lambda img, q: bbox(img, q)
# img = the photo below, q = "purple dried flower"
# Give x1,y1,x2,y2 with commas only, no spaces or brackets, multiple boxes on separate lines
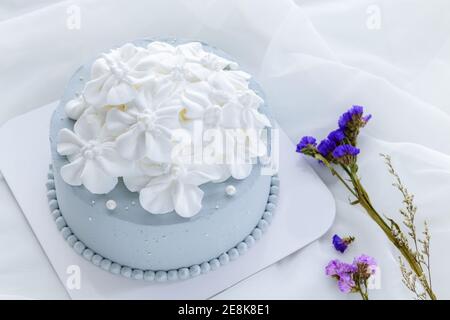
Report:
325,259,356,277
327,129,346,144
332,234,355,253
325,259,357,293
338,274,356,294
317,139,336,158
296,136,316,153
363,114,372,123
338,105,371,147
338,105,364,129
332,144,360,165
354,254,377,267
353,254,377,278
326,254,377,296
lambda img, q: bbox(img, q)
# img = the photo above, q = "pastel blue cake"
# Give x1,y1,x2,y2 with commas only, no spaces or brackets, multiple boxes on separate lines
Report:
48,39,278,281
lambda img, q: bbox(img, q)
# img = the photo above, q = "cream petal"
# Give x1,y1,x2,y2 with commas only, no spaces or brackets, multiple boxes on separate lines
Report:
118,43,138,61
227,71,251,88
83,74,109,105
139,179,174,214
116,126,146,160
155,107,182,128
132,90,149,111
209,72,236,93
250,109,272,128
238,90,263,108
65,96,89,120
241,109,255,128
105,108,136,135
90,58,109,79
60,157,85,186
159,54,181,71
177,42,203,61
152,79,177,107
221,102,242,128
74,113,103,142
182,165,222,186
123,175,152,192
210,165,232,183
147,41,175,54
139,158,168,176
57,128,84,156
172,182,203,218
185,63,209,80
144,132,172,163
229,163,253,180
136,54,168,72
182,98,205,119
81,159,117,194
96,145,133,177
245,134,267,158
182,83,212,118
106,81,137,106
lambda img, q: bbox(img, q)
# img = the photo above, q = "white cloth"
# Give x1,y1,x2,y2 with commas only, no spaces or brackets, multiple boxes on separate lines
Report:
1,0,449,299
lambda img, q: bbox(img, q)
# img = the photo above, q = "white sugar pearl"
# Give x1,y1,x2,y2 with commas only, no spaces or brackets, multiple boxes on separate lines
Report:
106,200,117,211
225,185,236,196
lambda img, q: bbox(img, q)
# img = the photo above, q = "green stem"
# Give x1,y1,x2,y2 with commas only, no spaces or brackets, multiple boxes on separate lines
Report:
348,172,437,300
314,155,357,197
355,279,369,300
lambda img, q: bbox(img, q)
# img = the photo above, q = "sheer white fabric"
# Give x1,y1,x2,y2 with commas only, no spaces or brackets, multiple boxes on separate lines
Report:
0,0,449,299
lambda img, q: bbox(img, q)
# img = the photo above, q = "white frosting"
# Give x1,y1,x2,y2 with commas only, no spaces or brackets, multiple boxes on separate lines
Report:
57,41,270,217
65,94,90,120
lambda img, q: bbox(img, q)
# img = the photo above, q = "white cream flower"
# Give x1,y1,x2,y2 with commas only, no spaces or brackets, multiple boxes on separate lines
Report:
207,69,252,106
221,90,271,129
141,42,210,84
83,43,150,107
57,114,132,194
138,162,220,218
123,158,168,192
105,86,180,162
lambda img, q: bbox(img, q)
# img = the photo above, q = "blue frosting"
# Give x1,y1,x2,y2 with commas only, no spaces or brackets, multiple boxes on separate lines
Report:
46,165,279,281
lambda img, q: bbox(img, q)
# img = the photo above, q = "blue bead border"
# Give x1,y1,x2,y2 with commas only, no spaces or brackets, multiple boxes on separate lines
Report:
46,164,279,281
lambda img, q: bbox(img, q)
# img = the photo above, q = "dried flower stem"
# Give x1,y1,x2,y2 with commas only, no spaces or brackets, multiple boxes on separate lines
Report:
297,105,436,299
381,154,434,299
353,272,370,300
326,155,436,300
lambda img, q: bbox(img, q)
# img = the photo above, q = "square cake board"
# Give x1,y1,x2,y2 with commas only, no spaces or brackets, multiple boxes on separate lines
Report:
0,102,335,300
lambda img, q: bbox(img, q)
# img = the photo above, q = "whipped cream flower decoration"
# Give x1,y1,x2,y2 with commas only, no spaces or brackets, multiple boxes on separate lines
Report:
84,43,150,107
142,42,206,83
123,158,169,192
58,41,272,218
65,94,90,120
222,90,271,129
57,114,132,194
138,162,221,218
179,82,216,123
200,51,238,72
105,86,180,162
207,68,252,106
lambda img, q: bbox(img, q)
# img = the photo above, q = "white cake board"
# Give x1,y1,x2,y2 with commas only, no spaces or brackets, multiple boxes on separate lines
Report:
0,102,335,300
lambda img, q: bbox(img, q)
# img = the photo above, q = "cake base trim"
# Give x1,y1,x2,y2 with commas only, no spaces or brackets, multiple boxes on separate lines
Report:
46,164,279,281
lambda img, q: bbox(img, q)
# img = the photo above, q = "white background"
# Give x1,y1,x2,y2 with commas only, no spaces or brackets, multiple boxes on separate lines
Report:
1,0,449,299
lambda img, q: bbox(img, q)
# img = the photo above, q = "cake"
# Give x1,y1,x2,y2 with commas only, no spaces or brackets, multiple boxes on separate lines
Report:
47,39,279,281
